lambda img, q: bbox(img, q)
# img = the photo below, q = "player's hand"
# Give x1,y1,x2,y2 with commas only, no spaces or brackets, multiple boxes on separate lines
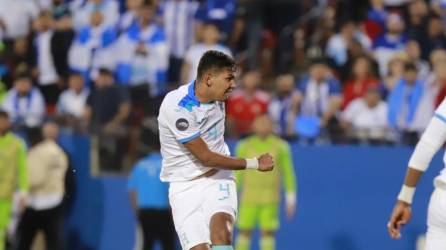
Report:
387,201,412,239
257,153,274,172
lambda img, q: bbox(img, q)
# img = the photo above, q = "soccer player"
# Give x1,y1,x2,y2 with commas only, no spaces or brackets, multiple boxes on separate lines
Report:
235,115,297,250
0,111,28,250
158,50,274,250
388,98,446,249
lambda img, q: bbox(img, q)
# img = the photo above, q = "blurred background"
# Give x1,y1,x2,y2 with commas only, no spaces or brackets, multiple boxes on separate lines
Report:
0,0,445,249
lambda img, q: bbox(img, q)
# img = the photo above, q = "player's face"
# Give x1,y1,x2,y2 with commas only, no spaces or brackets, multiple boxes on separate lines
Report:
210,68,236,101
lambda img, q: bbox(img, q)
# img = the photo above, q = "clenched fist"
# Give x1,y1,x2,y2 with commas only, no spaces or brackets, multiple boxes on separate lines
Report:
258,153,274,172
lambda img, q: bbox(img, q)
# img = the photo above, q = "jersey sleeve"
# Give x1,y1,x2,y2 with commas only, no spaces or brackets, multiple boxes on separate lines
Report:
278,141,297,195
434,97,446,123
163,104,201,144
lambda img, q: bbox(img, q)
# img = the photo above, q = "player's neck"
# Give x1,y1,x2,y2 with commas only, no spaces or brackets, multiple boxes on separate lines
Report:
195,81,213,103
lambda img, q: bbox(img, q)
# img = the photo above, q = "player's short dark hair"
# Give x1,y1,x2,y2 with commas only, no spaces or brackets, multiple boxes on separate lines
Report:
0,110,9,119
196,50,236,80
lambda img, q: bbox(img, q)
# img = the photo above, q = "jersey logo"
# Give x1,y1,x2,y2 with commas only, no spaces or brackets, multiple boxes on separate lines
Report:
176,118,189,131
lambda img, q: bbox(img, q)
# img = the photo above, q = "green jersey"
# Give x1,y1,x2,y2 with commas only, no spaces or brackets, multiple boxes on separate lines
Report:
0,132,28,200
236,135,297,205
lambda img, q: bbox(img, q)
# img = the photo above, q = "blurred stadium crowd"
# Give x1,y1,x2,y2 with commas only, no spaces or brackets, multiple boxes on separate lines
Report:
1,0,446,249
2,0,446,158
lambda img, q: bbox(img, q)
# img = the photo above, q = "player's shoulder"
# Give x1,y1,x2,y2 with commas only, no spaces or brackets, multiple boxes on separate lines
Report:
160,85,189,109
271,135,290,150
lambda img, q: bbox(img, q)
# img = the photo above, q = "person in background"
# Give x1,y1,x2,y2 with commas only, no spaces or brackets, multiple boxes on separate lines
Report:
226,71,270,138
118,0,143,33
373,13,408,77
0,111,28,250
235,115,297,250
71,0,119,31
0,0,39,42
341,87,388,144
116,2,169,99
16,121,68,250
268,74,300,140
295,59,342,142
32,10,73,106
1,73,45,129
56,72,89,129
159,0,199,84
325,21,371,68
181,22,231,83
405,40,430,80
128,138,175,250
383,52,408,93
418,15,446,60
83,68,130,171
342,55,380,109
68,11,117,82
194,0,236,42
387,62,424,145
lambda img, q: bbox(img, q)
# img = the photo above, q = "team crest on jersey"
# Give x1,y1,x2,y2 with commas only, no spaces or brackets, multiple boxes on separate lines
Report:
176,118,189,131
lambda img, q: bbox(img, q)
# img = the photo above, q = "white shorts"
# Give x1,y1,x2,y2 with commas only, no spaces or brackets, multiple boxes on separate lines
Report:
169,170,238,250
425,187,446,250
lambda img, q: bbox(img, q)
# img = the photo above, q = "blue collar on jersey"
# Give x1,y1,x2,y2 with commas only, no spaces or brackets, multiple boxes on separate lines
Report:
178,81,201,112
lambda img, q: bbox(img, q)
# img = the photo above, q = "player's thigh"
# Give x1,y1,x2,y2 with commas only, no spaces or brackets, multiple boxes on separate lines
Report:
425,188,446,250
237,204,258,231
169,180,210,249
258,204,279,232
203,177,238,224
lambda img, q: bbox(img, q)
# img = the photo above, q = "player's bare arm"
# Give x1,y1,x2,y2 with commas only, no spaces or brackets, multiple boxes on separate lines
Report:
388,115,446,239
184,136,274,171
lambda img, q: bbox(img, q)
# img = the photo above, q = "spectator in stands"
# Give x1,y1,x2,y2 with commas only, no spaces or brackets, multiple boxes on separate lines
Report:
116,2,169,99
1,73,45,129
1,39,33,88
430,48,446,67
160,0,199,84
128,139,175,250
342,56,380,109
32,10,74,106
72,0,119,31
405,40,430,80
68,11,117,82
364,0,387,41
83,68,130,171
16,121,68,250
268,74,300,140
295,59,342,142
387,62,424,145
326,21,371,67
118,0,143,33
406,0,429,42
194,0,236,41
56,72,89,128
84,68,130,133
383,52,408,92
418,15,446,60
181,22,231,83
0,0,39,42
373,13,408,77
0,110,28,250
226,71,270,138
341,87,388,144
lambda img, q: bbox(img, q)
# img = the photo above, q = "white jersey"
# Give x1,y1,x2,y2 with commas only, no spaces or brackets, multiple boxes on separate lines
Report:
158,81,231,182
435,98,446,187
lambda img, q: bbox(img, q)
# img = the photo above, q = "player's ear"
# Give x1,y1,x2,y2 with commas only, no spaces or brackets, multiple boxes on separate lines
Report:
205,73,212,87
